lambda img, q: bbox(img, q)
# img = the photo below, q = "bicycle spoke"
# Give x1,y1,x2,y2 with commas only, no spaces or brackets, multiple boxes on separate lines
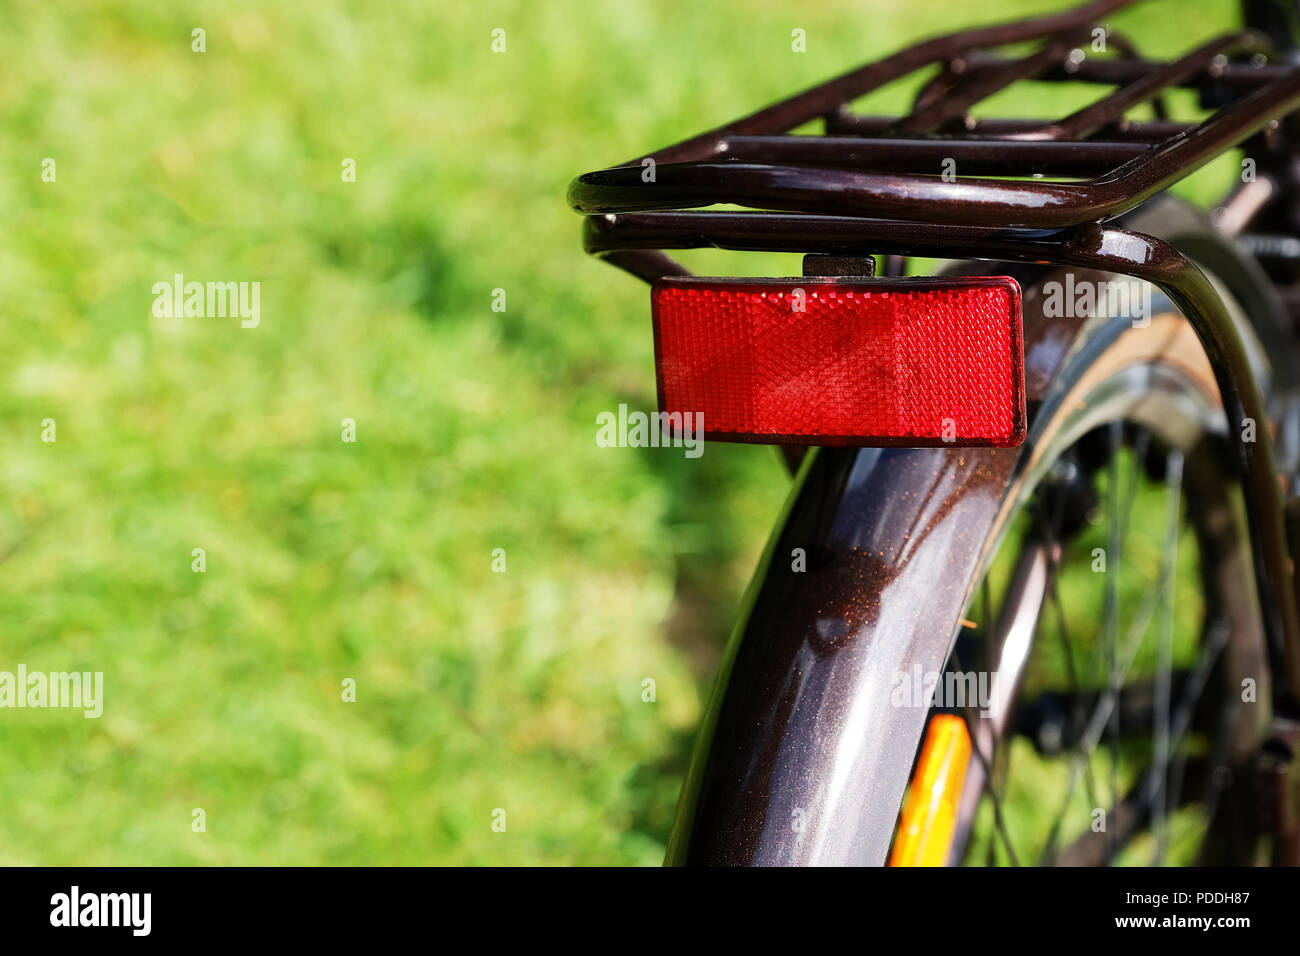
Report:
1060,619,1227,867
953,647,1020,867
1117,427,1151,555
1058,758,1208,865
1046,571,1101,814
1104,420,1122,864
1033,470,1102,815
1151,450,1183,864
1039,550,1174,863
965,711,1021,867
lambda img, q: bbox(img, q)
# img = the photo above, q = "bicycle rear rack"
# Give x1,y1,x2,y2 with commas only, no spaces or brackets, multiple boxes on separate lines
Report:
569,0,1300,279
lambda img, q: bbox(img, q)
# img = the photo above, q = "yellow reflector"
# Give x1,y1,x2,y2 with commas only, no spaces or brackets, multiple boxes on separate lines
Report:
889,713,972,867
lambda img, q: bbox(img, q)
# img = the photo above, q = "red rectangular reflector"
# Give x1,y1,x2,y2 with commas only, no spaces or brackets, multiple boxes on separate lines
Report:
651,276,1025,447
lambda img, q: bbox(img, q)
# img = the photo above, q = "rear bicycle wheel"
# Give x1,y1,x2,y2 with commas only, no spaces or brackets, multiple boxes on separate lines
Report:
889,306,1271,867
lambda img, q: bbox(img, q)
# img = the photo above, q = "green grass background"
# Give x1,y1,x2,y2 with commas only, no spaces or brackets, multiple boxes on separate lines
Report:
0,0,1242,864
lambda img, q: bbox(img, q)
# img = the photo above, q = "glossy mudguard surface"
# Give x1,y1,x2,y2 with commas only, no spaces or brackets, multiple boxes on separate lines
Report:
665,442,1018,865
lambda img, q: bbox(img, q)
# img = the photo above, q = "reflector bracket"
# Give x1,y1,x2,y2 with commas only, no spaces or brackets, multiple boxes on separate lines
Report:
651,276,1025,447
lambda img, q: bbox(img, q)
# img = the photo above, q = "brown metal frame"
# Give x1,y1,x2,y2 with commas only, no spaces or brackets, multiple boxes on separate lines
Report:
568,3,1300,229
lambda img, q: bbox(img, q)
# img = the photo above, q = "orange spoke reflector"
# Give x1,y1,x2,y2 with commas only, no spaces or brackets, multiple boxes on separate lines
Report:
889,713,972,867
651,276,1025,447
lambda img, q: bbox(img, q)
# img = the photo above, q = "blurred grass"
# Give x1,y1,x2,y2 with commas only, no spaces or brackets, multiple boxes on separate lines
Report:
0,0,1243,864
